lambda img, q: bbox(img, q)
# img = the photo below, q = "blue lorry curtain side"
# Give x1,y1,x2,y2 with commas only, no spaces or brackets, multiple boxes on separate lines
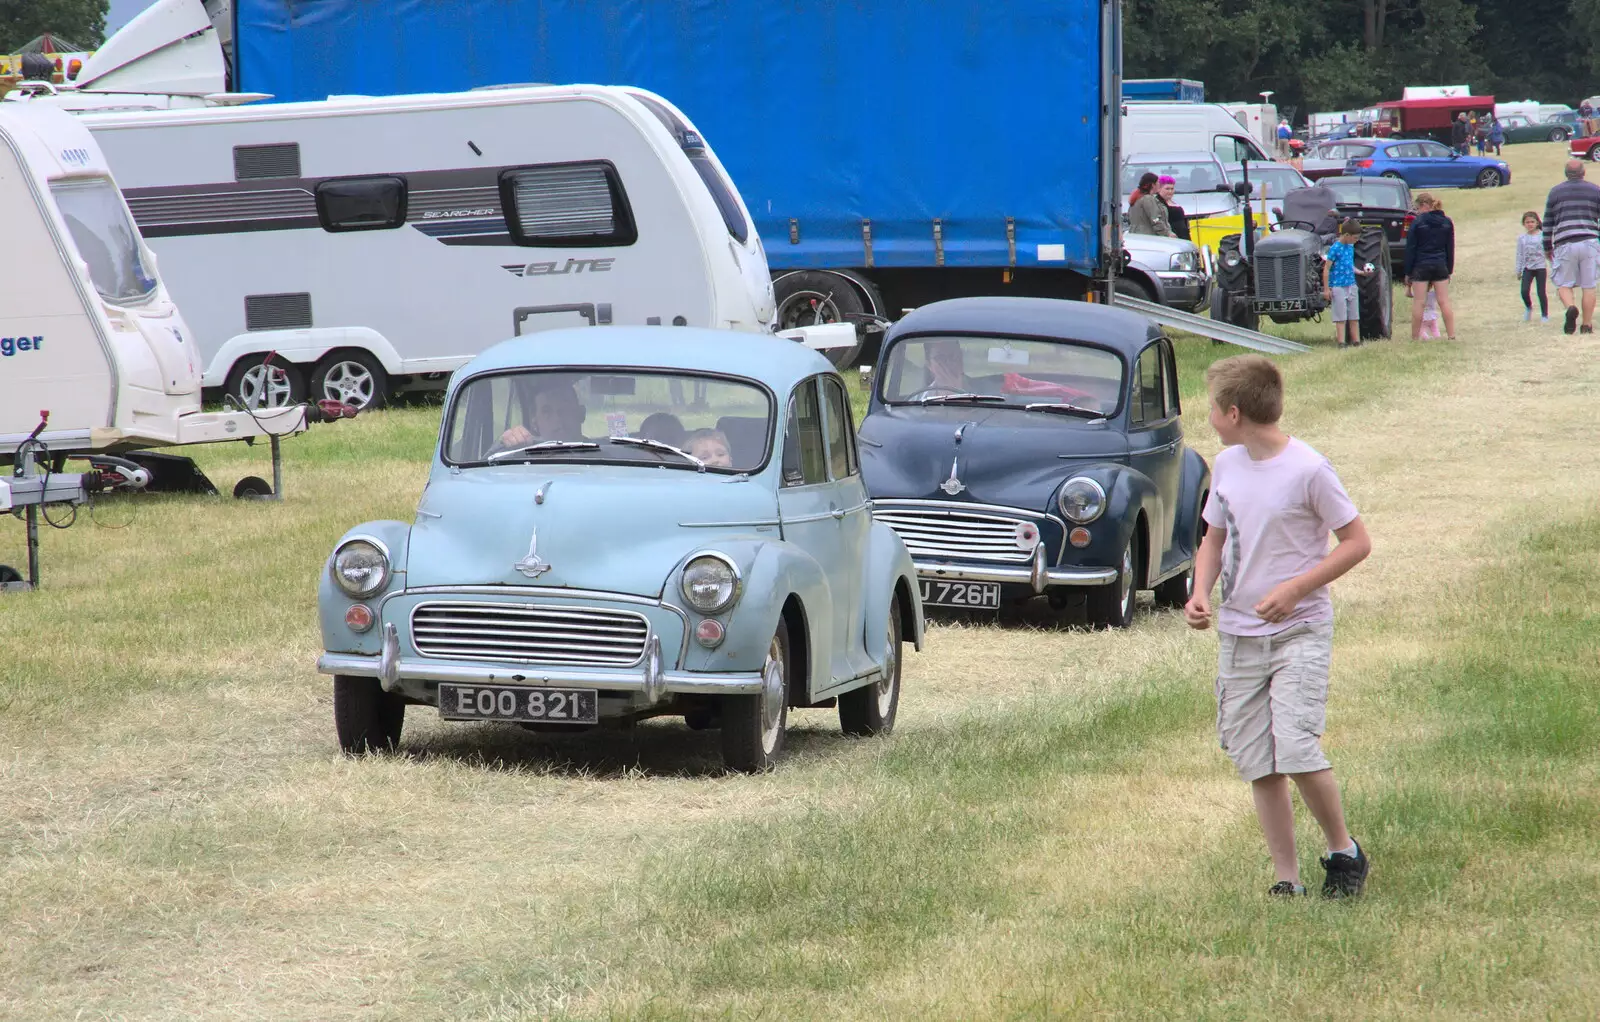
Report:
237,0,1104,275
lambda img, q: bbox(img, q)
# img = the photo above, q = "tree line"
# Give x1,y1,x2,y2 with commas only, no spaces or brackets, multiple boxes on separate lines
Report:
1125,0,1600,121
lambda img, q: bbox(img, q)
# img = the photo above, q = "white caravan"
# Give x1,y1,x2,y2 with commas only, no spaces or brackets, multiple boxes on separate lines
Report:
1122,102,1273,166
0,104,304,457
1,0,268,115
1218,102,1280,150
81,84,779,410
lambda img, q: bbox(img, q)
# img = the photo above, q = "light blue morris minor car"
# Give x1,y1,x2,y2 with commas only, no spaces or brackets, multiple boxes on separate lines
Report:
317,327,923,772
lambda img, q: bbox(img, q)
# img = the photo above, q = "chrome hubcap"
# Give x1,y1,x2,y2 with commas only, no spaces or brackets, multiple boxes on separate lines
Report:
1120,544,1135,614
876,621,898,717
239,364,293,409
759,638,785,755
322,361,375,407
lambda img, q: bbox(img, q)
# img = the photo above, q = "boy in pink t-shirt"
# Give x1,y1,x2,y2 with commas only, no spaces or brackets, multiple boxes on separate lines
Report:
1185,355,1373,898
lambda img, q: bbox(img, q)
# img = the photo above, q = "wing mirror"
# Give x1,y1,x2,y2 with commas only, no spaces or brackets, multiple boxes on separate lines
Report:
1232,181,1252,197
1272,207,1283,218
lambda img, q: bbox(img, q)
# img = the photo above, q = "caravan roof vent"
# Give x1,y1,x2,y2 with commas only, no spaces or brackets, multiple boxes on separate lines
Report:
245,292,312,331
234,143,301,181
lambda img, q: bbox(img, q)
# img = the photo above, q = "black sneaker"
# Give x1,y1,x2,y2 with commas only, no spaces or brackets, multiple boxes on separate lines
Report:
1566,307,1580,334
1268,881,1308,897
1583,325,1594,335
1321,843,1370,898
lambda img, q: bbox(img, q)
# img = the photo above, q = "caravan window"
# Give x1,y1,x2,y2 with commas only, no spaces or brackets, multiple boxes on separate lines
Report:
629,92,752,244
498,162,637,247
49,177,157,304
316,176,408,232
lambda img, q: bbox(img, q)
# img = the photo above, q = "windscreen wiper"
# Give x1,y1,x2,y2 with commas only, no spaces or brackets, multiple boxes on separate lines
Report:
609,435,706,470
1024,402,1103,419
486,440,600,462
916,393,1006,406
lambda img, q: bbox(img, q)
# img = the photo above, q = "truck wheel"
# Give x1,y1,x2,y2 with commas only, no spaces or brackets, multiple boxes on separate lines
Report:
721,620,790,772
224,355,304,410
839,594,902,737
1229,298,1260,332
773,271,866,368
1475,168,1502,188
311,351,388,410
1086,535,1138,629
1115,276,1157,304
333,675,405,754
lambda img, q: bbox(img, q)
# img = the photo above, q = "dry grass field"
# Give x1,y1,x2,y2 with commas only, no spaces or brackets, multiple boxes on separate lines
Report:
1,142,1596,1020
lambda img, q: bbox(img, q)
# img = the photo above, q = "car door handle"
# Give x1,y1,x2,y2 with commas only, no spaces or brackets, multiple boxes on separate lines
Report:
829,505,846,520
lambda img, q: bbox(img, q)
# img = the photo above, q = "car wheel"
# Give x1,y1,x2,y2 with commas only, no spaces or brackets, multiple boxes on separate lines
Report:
1590,146,1600,162
1550,128,1570,143
333,675,405,754
224,354,304,410
721,620,790,772
839,594,902,737
1086,534,1138,629
1381,171,1405,180
1115,275,1157,305
311,351,388,410
1154,513,1204,609
772,270,866,368
1475,168,1502,188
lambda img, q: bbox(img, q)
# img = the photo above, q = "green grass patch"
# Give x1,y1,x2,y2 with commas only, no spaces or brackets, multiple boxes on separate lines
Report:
560,510,1600,1019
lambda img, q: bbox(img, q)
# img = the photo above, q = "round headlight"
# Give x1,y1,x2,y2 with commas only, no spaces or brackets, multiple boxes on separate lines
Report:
681,554,740,614
1058,477,1107,524
332,539,390,598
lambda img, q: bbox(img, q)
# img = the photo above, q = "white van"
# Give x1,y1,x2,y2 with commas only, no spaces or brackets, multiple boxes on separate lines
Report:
0,103,304,457
81,84,778,409
1122,102,1273,166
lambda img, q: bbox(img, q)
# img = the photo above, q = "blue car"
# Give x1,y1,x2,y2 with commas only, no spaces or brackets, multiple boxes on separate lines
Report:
1345,138,1510,189
317,327,924,772
859,298,1210,629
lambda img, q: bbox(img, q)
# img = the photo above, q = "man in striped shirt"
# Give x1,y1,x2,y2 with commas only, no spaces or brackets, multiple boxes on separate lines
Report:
1544,160,1600,334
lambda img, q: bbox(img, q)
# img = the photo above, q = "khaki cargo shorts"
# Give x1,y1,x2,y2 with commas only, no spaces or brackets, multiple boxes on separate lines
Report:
1215,620,1335,781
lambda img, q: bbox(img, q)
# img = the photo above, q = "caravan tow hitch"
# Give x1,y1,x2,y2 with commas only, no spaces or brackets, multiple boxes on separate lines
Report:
1,412,151,593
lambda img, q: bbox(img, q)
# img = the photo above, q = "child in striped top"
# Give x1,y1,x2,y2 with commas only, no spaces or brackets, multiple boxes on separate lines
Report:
1516,212,1549,323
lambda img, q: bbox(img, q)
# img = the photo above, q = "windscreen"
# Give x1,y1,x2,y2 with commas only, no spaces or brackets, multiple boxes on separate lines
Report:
445,369,773,471
1323,176,1409,209
49,176,157,303
1234,165,1307,197
880,335,1124,415
1122,160,1225,195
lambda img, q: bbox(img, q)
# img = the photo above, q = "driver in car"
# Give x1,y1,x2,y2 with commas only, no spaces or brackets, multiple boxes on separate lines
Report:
497,380,589,448
909,340,973,399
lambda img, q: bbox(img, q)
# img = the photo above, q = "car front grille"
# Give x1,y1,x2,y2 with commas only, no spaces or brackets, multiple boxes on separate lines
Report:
410,601,650,666
873,504,1034,563
1255,252,1303,301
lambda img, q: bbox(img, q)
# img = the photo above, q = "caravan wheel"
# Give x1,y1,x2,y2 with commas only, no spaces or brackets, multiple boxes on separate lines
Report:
226,355,304,410
311,352,388,410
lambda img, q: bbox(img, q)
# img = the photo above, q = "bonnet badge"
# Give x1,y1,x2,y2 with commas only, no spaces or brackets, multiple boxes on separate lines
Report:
514,526,551,578
941,421,973,495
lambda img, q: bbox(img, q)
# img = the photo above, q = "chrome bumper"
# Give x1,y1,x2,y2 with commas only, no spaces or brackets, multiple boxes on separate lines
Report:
915,544,1118,593
318,625,764,699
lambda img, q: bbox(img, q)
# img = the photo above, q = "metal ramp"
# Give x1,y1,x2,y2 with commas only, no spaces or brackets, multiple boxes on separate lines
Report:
1112,294,1313,354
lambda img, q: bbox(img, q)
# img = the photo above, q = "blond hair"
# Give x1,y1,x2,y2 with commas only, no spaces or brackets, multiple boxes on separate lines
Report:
1205,355,1283,425
1414,192,1440,212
